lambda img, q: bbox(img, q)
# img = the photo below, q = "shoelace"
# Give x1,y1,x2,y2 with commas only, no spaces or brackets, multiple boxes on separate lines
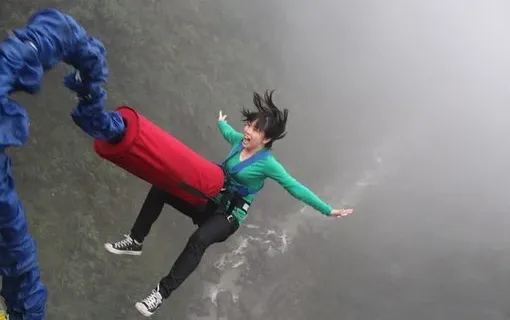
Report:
114,235,134,249
142,289,162,309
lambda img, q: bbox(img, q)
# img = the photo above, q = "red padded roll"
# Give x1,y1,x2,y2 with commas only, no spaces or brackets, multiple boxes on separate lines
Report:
93,106,225,205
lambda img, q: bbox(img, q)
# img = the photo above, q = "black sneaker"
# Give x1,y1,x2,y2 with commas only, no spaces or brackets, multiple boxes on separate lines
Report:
104,234,142,256
135,285,163,317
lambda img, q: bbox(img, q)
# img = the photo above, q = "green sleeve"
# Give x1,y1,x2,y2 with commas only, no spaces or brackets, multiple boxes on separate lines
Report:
217,120,244,146
266,158,333,216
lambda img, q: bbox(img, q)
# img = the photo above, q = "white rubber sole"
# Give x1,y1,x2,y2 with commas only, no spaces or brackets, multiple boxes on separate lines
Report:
104,243,142,256
135,302,154,317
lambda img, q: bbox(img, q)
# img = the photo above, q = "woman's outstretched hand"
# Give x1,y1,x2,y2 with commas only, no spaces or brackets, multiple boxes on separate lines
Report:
218,110,227,121
330,208,354,217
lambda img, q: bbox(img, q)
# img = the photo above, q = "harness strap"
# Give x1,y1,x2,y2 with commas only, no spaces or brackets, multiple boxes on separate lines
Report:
221,143,271,196
223,143,243,163
178,182,246,225
178,182,208,199
222,143,272,175
217,189,249,224
229,149,272,174
177,143,270,225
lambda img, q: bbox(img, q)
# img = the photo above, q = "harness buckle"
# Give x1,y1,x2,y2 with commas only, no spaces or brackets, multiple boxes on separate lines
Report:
226,214,236,224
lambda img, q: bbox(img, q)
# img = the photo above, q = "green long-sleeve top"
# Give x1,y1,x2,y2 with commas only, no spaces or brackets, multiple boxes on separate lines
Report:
214,120,333,224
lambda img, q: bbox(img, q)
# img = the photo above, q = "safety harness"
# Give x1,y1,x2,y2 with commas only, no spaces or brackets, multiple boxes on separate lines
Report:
216,143,272,223
179,143,271,224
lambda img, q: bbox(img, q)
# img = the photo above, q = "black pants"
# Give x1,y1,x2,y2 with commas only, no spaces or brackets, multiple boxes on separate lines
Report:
130,186,239,299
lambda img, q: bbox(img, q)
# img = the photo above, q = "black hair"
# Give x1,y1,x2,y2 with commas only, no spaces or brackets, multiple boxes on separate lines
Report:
240,90,289,149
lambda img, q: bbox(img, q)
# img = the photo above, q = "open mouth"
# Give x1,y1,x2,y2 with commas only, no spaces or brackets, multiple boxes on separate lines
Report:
242,135,251,144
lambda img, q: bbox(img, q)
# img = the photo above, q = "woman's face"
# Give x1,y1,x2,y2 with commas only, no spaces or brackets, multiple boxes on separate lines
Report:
242,120,270,150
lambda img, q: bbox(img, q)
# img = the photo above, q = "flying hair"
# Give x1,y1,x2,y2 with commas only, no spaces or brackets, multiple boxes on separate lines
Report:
240,90,289,149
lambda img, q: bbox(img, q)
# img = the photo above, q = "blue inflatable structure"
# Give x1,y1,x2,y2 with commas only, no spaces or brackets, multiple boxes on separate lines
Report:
0,8,124,319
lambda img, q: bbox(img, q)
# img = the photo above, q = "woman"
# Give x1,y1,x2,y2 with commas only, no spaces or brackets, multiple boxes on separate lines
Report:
104,90,354,317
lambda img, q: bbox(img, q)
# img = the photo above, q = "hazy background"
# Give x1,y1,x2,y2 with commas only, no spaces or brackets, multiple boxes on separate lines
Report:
1,0,510,319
